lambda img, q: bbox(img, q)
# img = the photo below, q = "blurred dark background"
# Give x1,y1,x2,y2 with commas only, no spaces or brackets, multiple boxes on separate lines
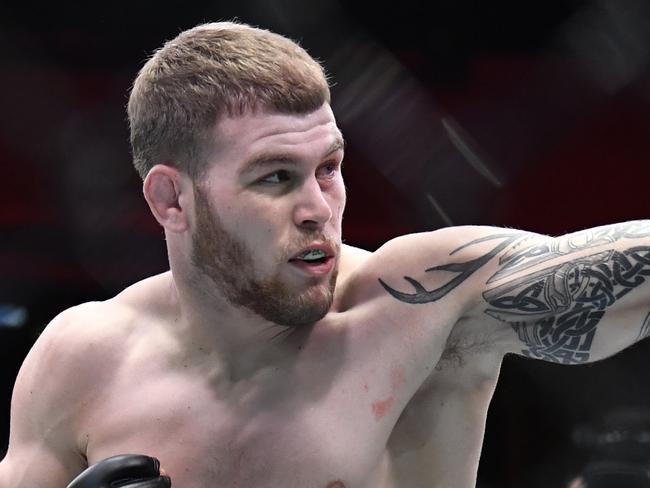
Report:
1,0,649,486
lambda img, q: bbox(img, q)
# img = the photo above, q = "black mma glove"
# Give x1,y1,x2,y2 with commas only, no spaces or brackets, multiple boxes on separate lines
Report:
66,454,171,488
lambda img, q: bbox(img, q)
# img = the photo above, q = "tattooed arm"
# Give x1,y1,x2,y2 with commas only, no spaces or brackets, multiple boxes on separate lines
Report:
377,220,650,364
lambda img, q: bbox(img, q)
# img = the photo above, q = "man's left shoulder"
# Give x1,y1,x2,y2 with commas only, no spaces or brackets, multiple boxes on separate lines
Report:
335,226,535,314
333,230,471,312
338,244,373,277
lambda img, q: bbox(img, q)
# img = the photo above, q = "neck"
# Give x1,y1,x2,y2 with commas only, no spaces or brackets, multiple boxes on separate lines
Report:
165,267,304,381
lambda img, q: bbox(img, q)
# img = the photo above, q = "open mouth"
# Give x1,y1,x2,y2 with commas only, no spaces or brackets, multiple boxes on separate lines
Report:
290,249,329,265
288,248,335,275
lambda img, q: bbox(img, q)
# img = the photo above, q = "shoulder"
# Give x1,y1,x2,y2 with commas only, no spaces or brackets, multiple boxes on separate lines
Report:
373,225,533,261
16,273,175,416
338,226,537,309
16,300,131,407
5,273,175,471
337,244,373,280
31,276,163,365
25,301,117,369
6,300,127,459
359,225,529,276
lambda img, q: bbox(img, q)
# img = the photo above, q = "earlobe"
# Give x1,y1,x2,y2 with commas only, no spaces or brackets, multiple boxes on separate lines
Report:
143,165,190,233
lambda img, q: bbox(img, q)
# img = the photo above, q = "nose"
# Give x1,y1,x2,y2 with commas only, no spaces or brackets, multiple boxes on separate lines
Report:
294,177,333,230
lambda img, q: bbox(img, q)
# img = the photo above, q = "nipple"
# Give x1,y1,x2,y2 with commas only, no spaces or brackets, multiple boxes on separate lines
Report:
326,481,346,488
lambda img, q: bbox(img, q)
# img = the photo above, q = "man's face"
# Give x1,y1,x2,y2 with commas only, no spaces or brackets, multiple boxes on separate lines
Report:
190,103,346,328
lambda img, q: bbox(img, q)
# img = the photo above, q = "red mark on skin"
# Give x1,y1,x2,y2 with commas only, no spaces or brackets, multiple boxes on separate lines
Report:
370,365,404,421
362,382,369,392
372,396,395,421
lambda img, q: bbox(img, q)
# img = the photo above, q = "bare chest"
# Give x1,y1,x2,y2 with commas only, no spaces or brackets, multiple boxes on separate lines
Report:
77,295,473,487
82,363,395,488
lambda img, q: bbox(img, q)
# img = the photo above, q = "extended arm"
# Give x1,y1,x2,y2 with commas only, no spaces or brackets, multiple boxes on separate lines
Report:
377,220,650,364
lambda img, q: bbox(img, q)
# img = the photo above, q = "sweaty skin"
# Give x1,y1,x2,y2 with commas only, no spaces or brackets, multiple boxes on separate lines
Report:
1,104,649,488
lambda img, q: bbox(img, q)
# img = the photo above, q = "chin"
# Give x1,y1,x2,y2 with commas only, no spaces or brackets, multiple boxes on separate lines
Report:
268,279,336,328
281,284,334,327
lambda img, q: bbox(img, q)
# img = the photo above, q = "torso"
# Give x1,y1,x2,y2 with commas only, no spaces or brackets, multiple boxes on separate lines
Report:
69,245,505,488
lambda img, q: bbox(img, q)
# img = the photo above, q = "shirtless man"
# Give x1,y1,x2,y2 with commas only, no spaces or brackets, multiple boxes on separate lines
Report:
1,21,649,488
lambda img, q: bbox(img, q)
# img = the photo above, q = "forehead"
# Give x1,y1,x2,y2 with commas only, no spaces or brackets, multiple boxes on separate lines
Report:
209,103,343,168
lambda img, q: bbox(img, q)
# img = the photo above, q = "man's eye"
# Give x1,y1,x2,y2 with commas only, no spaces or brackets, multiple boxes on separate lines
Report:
261,170,291,184
318,162,340,179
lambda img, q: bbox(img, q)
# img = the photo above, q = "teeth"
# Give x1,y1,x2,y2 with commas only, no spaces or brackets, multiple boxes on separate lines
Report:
297,249,326,260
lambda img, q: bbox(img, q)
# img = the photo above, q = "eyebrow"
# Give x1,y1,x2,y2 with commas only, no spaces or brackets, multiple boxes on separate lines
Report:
241,136,346,174
326,136,346,155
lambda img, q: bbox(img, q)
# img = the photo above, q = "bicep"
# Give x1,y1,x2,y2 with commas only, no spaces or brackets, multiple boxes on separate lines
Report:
470,221,650,364
2,314,89,486
369,222,650,365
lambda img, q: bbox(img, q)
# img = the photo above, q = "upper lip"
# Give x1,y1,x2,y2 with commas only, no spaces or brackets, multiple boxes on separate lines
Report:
289,243,335,260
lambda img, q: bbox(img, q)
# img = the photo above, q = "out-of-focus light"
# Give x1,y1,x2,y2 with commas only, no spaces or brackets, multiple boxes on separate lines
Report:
560,0,650,92
0,304,28,328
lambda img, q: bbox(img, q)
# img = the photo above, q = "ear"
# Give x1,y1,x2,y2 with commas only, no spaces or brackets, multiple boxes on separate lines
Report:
143,164,192,233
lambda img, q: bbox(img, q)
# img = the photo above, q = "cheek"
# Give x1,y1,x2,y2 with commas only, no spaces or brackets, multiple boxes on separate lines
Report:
235,206,286,246
215,208,268,255
237,213,274,239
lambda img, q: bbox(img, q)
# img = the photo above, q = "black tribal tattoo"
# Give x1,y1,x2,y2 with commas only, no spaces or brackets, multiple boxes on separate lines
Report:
379,221,650,364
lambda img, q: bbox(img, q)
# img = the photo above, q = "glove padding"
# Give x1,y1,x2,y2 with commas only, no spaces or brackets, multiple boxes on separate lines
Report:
66,454,171,488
